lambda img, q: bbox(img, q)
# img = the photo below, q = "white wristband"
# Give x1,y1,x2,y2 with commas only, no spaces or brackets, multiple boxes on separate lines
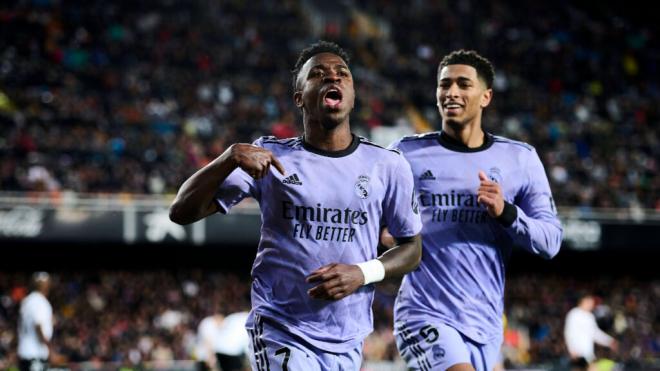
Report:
356,259,385,285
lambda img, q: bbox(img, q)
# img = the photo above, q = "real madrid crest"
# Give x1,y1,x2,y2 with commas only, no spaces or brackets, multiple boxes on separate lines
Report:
487,167,503,184
355,175,370,199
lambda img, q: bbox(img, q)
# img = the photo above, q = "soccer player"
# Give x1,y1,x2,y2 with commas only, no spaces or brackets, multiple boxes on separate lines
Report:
195,311,250,371
389,50,563,371
195,313,224,371
564,294,618,370
18,272,53,371
170,41,422,370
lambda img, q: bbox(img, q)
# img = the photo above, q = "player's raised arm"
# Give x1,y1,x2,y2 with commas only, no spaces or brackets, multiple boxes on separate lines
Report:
169,143,284,225
477,150,562,259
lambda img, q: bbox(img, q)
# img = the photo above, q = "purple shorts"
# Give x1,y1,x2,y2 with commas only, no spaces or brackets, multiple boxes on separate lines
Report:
247,314,363,371
395,320,502,371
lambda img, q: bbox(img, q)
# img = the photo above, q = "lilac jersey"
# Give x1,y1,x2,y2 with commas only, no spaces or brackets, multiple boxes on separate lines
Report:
215,135,422,353
391,131,562,344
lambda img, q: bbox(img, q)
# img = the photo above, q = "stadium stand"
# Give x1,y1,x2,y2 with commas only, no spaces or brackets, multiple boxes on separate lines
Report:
0,0,657,208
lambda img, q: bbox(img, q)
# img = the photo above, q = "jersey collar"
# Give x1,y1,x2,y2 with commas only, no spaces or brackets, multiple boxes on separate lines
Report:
301,133,360,157
437,130,494,153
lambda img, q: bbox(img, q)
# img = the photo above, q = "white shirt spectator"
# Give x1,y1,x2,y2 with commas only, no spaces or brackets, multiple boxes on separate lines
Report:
18,291,53,360
564,306,615,361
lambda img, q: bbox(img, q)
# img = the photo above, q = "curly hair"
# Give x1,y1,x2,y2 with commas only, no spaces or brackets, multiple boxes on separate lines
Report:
438,50,495,89
292,40,350,91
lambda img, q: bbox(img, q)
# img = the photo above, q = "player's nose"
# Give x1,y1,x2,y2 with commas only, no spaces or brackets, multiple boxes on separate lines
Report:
323,71,341,83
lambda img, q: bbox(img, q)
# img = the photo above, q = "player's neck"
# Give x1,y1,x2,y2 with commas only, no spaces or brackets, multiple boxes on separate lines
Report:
442,122,484,148
303,123,353,152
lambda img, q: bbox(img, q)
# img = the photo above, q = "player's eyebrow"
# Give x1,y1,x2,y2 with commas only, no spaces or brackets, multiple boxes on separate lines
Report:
310,64,349,71
440,76,474,83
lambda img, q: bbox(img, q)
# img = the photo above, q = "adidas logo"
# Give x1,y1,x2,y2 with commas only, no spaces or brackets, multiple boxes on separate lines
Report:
282,173,303,185
420,170,436,180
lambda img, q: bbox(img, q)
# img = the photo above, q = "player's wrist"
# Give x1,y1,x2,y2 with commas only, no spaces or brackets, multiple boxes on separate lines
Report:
356,259,385,285
496,201,517,227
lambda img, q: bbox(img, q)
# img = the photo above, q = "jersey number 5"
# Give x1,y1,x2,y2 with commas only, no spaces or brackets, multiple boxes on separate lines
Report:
419,325,439,344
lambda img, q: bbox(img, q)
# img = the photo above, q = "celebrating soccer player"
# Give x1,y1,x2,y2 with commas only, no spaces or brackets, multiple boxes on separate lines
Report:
170,41,422,370
389,50,563,371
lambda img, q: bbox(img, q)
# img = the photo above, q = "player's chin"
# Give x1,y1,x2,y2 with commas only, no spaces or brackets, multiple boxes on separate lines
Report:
322,104,348,116
320,112,348,129
444,117,466,128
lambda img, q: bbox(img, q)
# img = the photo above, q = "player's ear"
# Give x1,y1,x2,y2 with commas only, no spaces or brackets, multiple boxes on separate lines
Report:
294,90,303,108
480,88,493,108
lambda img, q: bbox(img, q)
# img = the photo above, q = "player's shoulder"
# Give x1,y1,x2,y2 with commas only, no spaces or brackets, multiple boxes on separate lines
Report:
392,132,441,150
399,132,441,143
22,292,47,308
491,134,536,153
357,136,402,157
256,136,302,150
24,291,40,302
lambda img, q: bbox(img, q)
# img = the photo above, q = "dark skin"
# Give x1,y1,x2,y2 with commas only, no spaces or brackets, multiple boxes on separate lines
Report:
293,52,355,149
170,51,421,301
306,235,419,300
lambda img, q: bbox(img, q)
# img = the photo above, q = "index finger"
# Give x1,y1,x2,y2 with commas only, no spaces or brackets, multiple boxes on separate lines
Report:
270,154,286,175
478,171,488,181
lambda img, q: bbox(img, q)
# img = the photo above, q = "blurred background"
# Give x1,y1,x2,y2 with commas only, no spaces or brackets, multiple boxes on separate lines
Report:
0,0,658,370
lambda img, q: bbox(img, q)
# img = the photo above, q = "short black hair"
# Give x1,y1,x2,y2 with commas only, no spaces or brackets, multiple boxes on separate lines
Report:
292,40,350,91
438,50,495,89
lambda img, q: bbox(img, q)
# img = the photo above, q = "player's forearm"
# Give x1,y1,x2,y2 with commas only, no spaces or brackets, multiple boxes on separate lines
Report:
506,153,563,258
379,235,422,278
504,205,562,259
169,149,238,225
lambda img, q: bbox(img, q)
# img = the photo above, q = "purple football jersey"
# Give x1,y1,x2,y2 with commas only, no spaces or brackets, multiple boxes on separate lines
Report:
215,135,422,352
391,132,562,344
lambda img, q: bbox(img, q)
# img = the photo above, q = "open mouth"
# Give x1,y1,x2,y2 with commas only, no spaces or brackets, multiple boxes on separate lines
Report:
323,89,343,108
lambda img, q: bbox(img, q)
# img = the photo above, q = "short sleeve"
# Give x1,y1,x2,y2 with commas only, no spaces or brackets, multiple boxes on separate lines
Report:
381,156,422,238
214,138,263,213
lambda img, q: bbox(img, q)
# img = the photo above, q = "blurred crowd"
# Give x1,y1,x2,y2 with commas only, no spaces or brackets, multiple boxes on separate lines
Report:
0,270,657,369
0,0,658,209
0,270,251,369
502,274,658,369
